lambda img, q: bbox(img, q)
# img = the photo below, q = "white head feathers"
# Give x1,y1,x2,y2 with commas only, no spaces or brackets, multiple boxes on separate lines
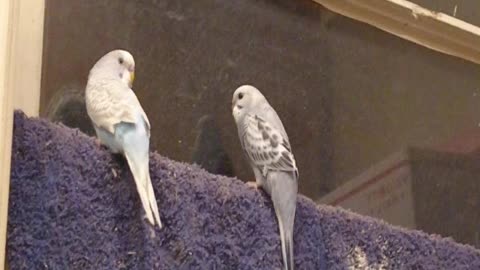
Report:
89,49,136,88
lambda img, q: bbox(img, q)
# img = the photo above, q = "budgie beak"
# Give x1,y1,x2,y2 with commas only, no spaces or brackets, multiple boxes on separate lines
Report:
129,71,135,88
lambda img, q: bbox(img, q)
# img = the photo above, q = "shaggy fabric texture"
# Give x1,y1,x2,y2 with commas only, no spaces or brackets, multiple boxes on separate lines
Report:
8,111,480,269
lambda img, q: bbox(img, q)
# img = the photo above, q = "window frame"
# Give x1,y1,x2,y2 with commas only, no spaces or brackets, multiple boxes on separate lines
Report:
0,0,44,269
315,0,480,65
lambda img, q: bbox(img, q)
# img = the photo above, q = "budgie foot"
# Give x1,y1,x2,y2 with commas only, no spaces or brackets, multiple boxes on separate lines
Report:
246,181,259,189
93,138,110,152
93,138,102,147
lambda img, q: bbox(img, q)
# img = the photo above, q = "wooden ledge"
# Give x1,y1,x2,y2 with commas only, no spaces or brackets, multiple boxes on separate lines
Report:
313,0,480,65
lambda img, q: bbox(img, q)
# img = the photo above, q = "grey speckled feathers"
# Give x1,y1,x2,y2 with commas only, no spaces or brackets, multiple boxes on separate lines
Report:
232,85,298,270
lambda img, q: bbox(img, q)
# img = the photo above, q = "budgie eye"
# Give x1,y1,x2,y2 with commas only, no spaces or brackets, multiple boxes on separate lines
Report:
118,57,124,65
238,93,244,100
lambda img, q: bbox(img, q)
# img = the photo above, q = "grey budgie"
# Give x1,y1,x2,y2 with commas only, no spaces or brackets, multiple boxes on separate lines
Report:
232,85,298,270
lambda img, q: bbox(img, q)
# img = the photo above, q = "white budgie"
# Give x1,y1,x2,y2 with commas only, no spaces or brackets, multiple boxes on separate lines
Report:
85,49,162,229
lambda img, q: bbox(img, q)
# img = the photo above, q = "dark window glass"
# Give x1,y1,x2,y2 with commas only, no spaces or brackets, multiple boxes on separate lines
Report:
41,0,480,249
